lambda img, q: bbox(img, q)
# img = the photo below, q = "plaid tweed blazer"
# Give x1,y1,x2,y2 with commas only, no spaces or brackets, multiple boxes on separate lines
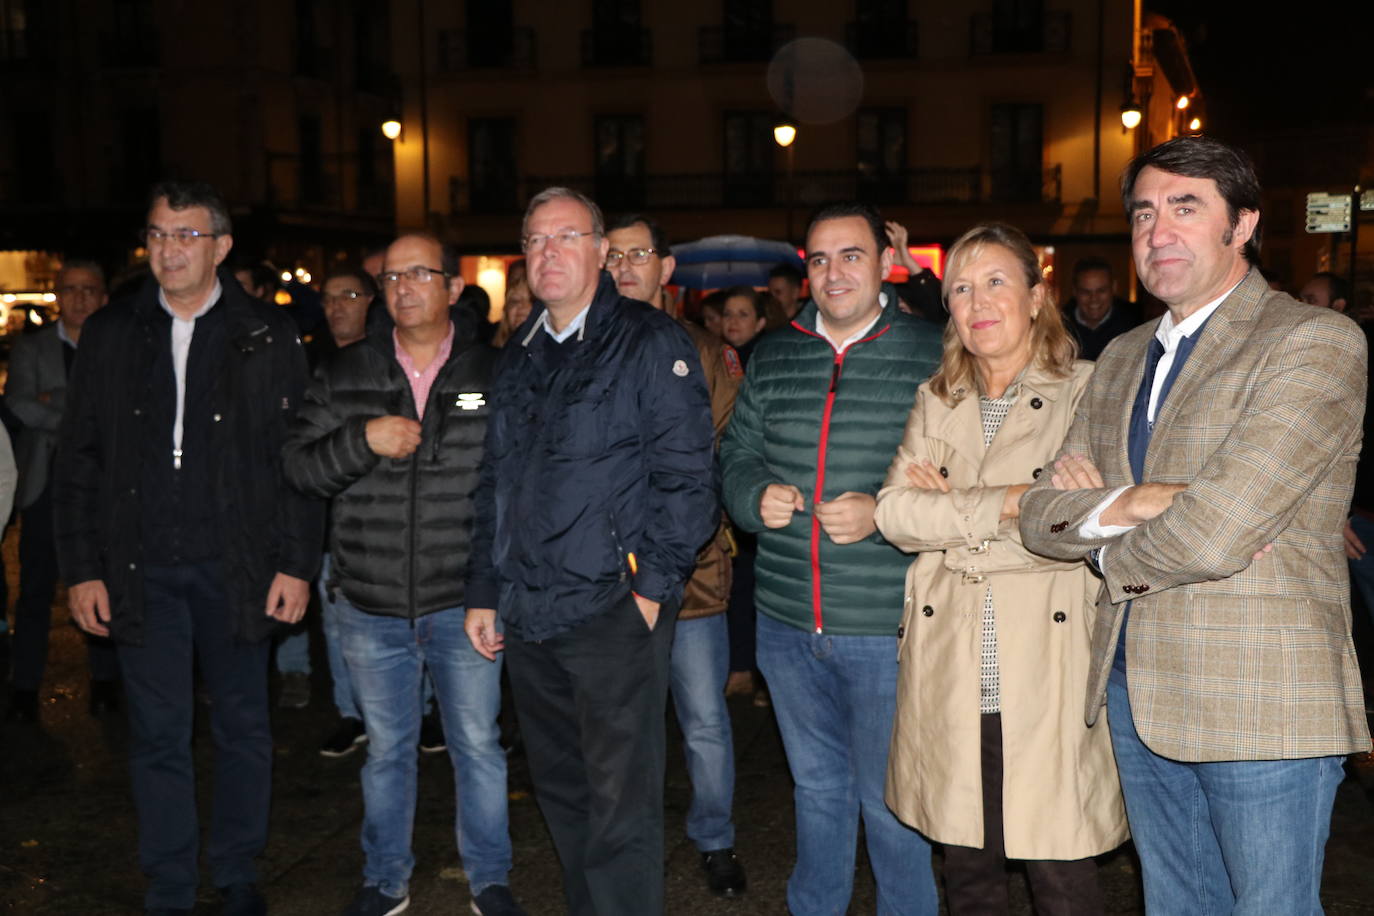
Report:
1020,269,1372,761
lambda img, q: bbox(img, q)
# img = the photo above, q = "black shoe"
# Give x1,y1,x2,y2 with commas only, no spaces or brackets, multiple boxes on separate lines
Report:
700,848,747,898
5,688,38,724
419,711,446,754
470,883,526,915
278,671,311,709
342,885,409,915
220,882,267,916
89,678,120,716
320,716,369,758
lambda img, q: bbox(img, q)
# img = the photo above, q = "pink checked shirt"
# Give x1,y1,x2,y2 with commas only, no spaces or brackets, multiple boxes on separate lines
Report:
394,321,454,420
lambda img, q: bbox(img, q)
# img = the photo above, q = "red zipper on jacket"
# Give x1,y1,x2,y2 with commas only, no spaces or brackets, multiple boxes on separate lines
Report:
790,317,892,633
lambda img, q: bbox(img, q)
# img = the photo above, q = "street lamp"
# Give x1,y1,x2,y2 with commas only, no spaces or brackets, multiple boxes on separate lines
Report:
1120,102,1142,130
774,118,797,244
381,119,402,141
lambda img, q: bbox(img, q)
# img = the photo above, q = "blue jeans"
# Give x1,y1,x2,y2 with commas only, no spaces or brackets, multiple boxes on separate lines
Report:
756,613,937,916
316,554,359,719
337,600,511,899
1347,514,1374,630
670,613,736,851
1107,668,1344,915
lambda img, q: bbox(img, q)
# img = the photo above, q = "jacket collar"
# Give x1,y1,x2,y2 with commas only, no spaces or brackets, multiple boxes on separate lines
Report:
791,282,898,342
522,271,623,348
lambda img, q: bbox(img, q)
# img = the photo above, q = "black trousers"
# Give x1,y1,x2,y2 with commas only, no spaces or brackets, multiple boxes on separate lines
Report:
505,592,678,916
119,561,273,910
11,482,119,690
943,713,1104,916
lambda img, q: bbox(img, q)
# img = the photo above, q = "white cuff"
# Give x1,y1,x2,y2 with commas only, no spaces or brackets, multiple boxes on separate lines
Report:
1078,486,1135,538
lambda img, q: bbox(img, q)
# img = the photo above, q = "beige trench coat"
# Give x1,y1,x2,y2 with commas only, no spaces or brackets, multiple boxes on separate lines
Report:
874,360,1127,860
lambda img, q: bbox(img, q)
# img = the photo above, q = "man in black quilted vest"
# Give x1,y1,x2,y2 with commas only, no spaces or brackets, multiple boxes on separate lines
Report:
283,234,522,916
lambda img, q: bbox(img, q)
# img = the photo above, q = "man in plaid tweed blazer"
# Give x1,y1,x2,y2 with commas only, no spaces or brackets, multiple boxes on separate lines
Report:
1020,136,1371,914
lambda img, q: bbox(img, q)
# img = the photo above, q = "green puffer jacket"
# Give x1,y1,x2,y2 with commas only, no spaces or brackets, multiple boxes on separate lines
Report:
721,298,943,636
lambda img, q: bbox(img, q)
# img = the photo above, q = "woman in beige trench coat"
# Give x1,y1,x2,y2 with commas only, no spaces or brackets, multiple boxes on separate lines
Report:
874,223,1127,914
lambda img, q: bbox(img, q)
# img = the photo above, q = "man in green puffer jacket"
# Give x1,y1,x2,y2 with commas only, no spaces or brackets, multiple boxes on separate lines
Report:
720,202,942,916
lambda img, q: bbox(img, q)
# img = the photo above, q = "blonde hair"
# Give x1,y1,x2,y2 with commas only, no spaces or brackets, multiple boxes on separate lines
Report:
927,222,1077,405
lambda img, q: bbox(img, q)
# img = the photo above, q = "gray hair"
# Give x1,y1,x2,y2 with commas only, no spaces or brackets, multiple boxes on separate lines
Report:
521,186,604,240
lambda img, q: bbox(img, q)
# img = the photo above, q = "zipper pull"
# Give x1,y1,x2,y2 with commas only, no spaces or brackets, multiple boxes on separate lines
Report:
829,361,841,393
173,448,183,470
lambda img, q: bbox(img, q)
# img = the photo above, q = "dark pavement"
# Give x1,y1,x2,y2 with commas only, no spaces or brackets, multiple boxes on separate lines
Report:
4,575,1374,914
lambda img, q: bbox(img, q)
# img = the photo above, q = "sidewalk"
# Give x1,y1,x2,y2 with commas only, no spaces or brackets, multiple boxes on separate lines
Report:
3,603,1373,914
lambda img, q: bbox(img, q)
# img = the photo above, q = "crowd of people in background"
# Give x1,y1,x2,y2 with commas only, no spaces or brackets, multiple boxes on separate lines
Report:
1,134,1371,916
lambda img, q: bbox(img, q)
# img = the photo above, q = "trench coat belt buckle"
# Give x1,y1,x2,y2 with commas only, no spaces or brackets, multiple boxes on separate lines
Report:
962,569,987,585
967,538,990,555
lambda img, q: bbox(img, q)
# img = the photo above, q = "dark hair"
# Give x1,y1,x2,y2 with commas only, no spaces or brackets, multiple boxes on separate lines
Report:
149,180,232,235
1121,136,1262,264
768,262,803,286
1311,271,1351,306
721,285,765,321
806,201,888,254
57,258,107,288
1072,256,1112,282
229,255,278,295
700,290,728,316
608,214,671,257
523,186,604,239
389,232,460,276
322,265,378,299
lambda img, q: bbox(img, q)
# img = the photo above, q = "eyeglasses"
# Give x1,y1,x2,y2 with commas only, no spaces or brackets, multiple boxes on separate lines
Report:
377,266,450,287
605,247,658,267
323,290,367,303
521,230,598,253
142,228,221,246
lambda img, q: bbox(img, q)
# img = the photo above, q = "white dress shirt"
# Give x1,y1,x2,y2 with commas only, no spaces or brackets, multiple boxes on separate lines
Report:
158,280,222,469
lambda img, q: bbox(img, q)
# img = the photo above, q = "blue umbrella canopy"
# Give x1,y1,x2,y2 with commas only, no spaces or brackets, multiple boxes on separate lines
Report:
669,235,805,290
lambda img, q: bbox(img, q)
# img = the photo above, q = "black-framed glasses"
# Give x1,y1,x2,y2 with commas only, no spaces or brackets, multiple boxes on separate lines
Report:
605,247,658,267
521,230,598,253
377,266,450,287
142,227,221,246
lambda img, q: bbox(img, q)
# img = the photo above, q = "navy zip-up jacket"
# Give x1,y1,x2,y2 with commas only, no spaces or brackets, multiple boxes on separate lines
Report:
466,273,718,641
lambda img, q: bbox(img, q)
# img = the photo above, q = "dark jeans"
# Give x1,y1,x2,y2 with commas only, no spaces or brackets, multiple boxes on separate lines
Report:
505,592,678,916
118,561,272,911
943,714,1104,916
725,540,757,674
11,483,119,690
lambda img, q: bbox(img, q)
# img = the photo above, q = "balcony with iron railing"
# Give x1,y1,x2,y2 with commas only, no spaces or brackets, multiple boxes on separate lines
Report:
845,20,919,59
698,24,796,64
448,165,1062,215
581,26,652,67
970,11,1071,55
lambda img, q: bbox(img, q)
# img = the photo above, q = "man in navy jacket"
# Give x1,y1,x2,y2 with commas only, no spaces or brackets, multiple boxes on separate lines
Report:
465,187,717,916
